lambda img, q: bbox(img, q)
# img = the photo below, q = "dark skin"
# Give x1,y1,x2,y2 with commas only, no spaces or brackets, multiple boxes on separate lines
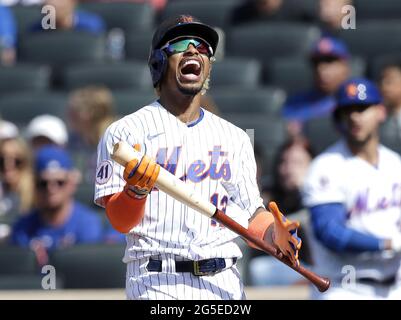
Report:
157,42,301,265
158,43,211,124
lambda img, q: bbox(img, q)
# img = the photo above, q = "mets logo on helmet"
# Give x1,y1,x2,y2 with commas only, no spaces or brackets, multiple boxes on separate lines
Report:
346,83,367,100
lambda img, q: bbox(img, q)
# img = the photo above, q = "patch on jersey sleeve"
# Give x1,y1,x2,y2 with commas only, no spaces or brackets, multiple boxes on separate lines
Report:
96,160,113,185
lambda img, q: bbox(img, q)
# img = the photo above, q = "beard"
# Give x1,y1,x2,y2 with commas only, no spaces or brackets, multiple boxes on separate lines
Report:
175,75,205,96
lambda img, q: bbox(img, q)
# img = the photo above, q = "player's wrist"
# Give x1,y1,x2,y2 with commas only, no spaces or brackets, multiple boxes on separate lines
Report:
124,184,149,199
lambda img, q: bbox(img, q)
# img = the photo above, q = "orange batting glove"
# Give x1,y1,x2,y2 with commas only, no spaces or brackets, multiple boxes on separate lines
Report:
123,144,160,199
269,201,302,267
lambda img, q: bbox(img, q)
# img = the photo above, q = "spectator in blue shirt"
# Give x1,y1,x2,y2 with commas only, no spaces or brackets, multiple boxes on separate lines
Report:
30,0,105,34
282,36,351,136
0,4,17,65
11,146,103,252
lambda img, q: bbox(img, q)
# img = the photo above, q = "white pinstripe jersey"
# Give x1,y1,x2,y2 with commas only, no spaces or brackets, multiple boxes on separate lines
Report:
94,101,264,263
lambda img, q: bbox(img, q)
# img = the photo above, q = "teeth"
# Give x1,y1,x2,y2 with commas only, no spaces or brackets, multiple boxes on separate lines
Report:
183,60,200,68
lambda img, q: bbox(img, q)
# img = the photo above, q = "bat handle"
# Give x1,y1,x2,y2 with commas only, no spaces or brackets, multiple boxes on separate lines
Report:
213,210,330,292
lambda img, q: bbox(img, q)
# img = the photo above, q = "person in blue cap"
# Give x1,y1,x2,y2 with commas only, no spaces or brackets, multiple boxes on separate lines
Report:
11,146,103,259
302,77,401,299
282,36,351,135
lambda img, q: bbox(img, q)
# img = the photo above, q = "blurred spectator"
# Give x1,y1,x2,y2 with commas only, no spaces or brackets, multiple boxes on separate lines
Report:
231,0,285,25
379,60,401,152
30,0,105,34
11,146,103,255
0,0,44,5
0,125,34,242
68,86,116,148
282,36,351,136
318,0,353,35
25,114,68,151
67,86,116,185
263,138,314,214
0,4,17,65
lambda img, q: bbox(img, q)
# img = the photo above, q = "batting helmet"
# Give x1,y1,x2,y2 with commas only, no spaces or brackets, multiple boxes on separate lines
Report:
148,15,219,87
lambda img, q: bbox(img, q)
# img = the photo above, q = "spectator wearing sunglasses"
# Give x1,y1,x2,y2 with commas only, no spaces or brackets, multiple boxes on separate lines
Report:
11,146,103,252
0,125,34,242
282,36,351,137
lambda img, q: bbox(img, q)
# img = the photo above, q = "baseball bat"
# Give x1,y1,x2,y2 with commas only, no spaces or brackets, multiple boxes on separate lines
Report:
111,141,330,292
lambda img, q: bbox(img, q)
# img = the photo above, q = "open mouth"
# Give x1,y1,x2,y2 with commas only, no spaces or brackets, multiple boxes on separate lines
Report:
179,58,202,82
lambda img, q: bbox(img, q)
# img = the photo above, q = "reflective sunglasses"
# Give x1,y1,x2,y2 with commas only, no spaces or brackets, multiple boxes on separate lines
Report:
36,179,67,190
161,37,213,57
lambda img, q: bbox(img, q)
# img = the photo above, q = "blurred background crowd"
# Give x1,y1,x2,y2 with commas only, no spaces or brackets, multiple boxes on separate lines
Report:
1,0,401,291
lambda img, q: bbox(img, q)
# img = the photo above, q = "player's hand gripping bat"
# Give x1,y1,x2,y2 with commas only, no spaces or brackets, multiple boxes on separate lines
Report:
111,141,330,292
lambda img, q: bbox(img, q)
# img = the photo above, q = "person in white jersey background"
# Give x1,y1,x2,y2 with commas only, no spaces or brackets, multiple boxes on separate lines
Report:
94,14,302,300
303,77,401,299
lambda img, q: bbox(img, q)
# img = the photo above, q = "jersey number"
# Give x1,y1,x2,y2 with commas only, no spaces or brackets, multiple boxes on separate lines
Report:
210,193,228,227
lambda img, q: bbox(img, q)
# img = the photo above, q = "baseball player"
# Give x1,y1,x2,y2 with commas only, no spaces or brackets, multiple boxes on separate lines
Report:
303,78,401,299
94,15,301,300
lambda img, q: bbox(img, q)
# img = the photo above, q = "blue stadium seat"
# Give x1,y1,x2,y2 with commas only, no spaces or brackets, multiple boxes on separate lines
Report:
78,2,154,32
0,64,51,94
62,62,152,91
211,58,262,88
19,31,106,65
0,92,67,126
227,23,321,61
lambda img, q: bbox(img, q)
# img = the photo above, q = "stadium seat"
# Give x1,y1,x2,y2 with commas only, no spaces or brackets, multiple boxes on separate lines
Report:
211,87,286,116
11,5,42,34
78,2,154,32
62,62,153,91
19,31,106,65
0,64,51,94
354,0,401,20
303,117,339,154
227,23,321,61
0,275,64,290
0,246,38,274
338,21,401,61
112,90,157,116
223,113,287,172
369,53,401,81
0,92,67,126
125,32,153,61
50,244,126,288
162,0,241,28
211,58,262,88
264,57,366,95
264,58,314,95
